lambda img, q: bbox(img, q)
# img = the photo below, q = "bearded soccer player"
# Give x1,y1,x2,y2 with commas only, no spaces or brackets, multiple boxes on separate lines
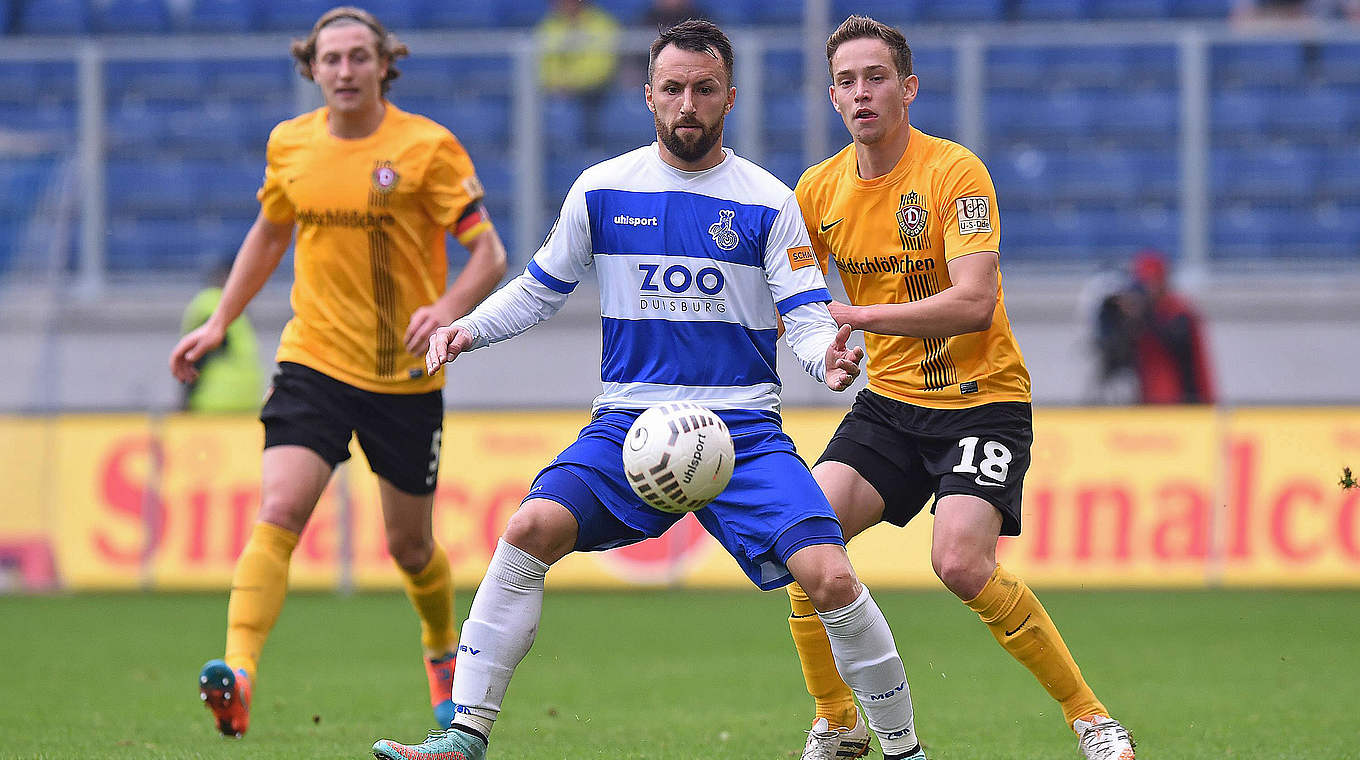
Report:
168,6,507,738
785,15,1135,760
371,20,927,760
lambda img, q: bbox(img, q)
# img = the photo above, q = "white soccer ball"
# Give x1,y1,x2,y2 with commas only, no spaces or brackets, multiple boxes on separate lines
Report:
622,402,735,514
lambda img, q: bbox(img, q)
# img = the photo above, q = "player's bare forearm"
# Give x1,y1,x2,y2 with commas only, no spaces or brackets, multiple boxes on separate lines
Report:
436,227,509,324
207,211,293,331
834,251,998,338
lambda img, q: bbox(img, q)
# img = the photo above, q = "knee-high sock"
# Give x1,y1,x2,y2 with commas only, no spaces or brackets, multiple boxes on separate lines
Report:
964,564,1107,728
401,541,458,657
818,586,919,755
449,539,549,739
788,582,858,728
224,521,298,682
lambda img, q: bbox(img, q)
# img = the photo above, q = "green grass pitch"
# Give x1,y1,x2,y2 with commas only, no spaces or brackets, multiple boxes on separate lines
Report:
2,589,1358,759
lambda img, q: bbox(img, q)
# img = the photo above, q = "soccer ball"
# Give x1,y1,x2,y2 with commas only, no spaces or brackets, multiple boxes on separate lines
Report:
622,402,735,514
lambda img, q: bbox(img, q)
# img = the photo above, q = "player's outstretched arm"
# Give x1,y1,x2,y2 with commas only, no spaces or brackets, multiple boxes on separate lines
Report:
404,227,508,354
425,325,476,376
824,323,865,392
169,211,293,383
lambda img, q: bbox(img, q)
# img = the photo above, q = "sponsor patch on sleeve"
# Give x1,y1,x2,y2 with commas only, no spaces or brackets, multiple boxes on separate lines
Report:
955,196,992,235
787,245,816,271
461,174,486,202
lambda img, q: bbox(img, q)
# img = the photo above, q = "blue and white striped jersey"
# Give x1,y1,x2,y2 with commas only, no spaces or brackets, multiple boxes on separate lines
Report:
454,143,839,413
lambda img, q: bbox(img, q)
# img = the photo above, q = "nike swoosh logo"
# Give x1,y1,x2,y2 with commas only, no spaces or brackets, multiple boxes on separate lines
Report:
1005,613,1032,637
974,476,1004,488
819,218,845,233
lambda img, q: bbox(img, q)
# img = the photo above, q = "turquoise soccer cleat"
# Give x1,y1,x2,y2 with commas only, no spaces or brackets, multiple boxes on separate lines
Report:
373,726,487,760
198,659,251,738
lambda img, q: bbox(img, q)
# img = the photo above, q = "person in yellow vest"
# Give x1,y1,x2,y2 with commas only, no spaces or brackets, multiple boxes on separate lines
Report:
536,0,621,146
787,16,1136,760
168,6,507,739
178,258,265,413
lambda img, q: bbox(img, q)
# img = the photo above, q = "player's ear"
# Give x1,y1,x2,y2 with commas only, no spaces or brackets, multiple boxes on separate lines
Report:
902,73,919,107
725,85,735,113
828,84,838,111
644,83,654,113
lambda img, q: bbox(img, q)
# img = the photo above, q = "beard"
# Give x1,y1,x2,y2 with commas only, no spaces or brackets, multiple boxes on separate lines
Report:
656,114,724,163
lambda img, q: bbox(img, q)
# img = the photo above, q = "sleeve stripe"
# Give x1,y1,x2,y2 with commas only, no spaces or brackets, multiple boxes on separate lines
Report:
776,288,831,315
528,259,578,294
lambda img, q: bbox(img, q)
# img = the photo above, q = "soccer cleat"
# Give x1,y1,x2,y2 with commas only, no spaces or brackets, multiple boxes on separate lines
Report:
424,653,457,728
373,727,487,760
1074,714,1136,760
801,712,871,760
198,659,251,738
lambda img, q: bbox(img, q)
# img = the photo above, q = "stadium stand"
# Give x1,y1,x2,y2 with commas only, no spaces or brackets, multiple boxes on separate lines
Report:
0,3,1356,273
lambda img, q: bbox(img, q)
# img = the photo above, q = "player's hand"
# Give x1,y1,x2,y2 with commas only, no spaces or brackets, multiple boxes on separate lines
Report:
426,325,474,376
405,304,458,355
169,323,226,383
827,300,858,329
824,323,864,392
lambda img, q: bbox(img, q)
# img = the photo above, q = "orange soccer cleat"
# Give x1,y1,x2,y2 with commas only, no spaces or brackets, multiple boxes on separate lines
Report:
199,659,252,738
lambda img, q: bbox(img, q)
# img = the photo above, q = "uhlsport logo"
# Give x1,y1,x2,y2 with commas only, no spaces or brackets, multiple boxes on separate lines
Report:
708,209,739,250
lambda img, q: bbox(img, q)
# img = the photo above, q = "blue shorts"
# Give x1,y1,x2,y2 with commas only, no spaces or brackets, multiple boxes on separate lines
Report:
524,408,844,590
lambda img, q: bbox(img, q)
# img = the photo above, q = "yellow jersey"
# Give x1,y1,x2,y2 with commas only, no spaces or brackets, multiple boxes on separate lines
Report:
795,126,1030,409
258,103,491,394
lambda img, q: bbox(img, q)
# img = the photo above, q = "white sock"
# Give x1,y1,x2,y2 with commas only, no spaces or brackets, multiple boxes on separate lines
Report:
817,586,919,755
449,539,550,739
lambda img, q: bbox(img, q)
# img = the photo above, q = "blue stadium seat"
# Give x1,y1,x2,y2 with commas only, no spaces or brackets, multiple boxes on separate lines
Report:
104,98,178,155
1045,47,1138,88
106,160,200,215
1047,150,1141,203
498,0,548,28
1124,45,1178,88
1317,44,1360,85
543,96,586,155
909,94,955,139
105,60,204,100
0,0,12,33
597,91,655,146
1276,203,1360,255
989,148,1054,205
832,0,921,25
919,0,1004,23
761,151,806,190
594,0,653,25
1319,146,1360,200
988,89,1094,141
1013,0,1089,21
912,47,954,84
470,155,513,202
762,50,807,95
1086,204,1178,252
1002,206,1096,259
1211,90,1268,138
1089,88,1178,137
415,0,500,28
0,99,75,133
985,47,1048,89
1211,205,1292,260
17,0,91,34
0,158,56,215
1087,0,1169,18
259,0,334,32
1264,87,1353,139
190,159,262,215
183,0,257,33
1211,146,1320,202
1170,0,1231,17
372,0,419,30
393,58,458,99
204,58,294,99
93,0,170,33
106,216,204,272
0,63,43,104
410,96,512,154
1212,43,1305,86
1134,151,1179,203
764,93,804,144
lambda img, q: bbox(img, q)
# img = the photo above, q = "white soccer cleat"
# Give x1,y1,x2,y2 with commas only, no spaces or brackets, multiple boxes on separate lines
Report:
801,712,871,760
1074,714,1136,760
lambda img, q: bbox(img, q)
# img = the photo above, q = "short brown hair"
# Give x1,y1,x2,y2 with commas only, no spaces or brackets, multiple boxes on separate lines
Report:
290,7,409,95
648,19,734,87
826,15,912,80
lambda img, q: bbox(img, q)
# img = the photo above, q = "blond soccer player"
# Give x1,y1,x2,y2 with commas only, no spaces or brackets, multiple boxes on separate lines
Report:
168,6,507,737
786,15,1136,760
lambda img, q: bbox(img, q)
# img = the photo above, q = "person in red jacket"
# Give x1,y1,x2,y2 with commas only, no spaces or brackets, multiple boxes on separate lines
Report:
1120,250,1216,404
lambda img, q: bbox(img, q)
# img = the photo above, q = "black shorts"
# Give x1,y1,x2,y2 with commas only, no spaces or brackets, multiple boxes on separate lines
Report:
260,362,443,495
815,390,1032,536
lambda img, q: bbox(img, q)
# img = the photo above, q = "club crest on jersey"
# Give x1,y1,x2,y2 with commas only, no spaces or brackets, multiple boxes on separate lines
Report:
897,191,928,238
708,209,739,251
371,161,399,194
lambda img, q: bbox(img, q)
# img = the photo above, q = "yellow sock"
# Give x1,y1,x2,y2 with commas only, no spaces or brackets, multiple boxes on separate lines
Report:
224,521,299,683
787,582,858,729
401,542,457,658
964,564,1107,728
